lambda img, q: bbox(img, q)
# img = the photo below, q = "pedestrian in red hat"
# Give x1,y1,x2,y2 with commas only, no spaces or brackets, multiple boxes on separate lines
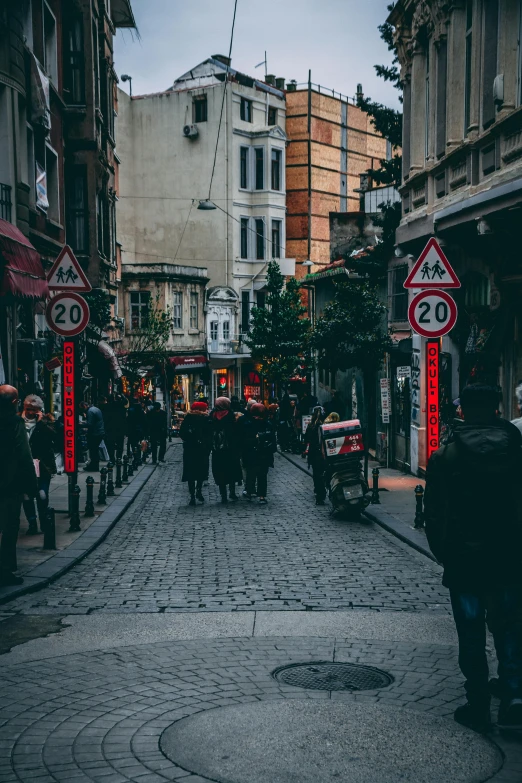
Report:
179,401,212,506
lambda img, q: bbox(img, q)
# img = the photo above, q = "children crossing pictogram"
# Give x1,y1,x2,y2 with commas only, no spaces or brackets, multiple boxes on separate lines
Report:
47,245,92,292
404,238,460,289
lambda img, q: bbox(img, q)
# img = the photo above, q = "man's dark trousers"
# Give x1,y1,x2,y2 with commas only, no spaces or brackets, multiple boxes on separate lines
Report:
450,587,522,705
0,497,22,575
246,466,268,497
87,434,103,470
151,437,166,463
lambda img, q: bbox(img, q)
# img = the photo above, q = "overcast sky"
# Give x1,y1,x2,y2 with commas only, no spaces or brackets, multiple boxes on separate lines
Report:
114,0,400,109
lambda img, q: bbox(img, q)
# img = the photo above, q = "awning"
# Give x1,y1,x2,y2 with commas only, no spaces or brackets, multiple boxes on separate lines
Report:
98,340,123,379
0,219,49,300
170,354,207,370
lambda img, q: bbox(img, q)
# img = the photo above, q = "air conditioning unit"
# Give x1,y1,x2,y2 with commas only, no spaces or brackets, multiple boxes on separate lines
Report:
183,124,199,139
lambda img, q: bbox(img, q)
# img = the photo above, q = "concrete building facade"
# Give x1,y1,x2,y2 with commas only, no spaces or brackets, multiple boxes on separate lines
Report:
390,0,522,474
117,56,295,404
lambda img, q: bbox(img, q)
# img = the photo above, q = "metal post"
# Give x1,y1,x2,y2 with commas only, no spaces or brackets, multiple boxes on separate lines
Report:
97,466,107,504
106,461,115,496
122,454,129,483
43,507,56,550
69,485,81,532
371,467,380,504
84,476,95,516
115,457,123,489
414,484,425,528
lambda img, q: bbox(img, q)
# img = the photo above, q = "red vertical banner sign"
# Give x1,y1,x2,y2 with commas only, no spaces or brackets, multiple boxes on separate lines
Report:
426,339,440,461
63,341,76,473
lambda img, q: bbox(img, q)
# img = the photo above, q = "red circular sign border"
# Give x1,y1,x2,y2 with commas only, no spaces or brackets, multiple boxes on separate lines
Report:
408,289,458,339
45,292,90,337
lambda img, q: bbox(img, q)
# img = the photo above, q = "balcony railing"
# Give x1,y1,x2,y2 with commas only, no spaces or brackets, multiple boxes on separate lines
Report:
0,183,12,223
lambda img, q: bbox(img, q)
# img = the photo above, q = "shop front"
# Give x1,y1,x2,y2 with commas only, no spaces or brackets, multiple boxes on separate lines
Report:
170,354,209,410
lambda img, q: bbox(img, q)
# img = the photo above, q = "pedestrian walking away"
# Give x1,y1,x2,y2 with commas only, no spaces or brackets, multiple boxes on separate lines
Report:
148,402,168,463
20,394,56,535
302,405,326,505
210,396,242,503
424,383,522,733
0,385,38,586
104,394,128,462
240,403,277,503
80,401,105,471
179,401,213,505
126,398,147,456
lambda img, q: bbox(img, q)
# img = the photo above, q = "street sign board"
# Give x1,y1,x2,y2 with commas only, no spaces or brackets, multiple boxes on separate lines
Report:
46,292,90,337
408,289,457,339
47,245,92,292
63,341,77,473
426,340,440,460
380,378,391,424
404,238,460,289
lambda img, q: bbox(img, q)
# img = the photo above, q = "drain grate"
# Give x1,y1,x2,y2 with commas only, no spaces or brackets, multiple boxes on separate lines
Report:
272,662,393,692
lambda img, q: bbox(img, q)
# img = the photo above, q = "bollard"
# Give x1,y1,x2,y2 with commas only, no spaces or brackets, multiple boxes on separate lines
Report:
84,476,95,516
115,457,123,489
106,461,115,497
69,485,81,532
122,454,129,483
414,484,425,528
43,507,57,550
97,466,107,504
371,467,381,504
127,451,135,477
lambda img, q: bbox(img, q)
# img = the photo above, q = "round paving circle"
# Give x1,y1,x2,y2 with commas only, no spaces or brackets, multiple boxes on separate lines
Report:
161,700,502,783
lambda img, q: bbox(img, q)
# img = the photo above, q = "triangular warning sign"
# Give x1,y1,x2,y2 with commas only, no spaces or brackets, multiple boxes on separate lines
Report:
404,238,460,289
47,246,92,292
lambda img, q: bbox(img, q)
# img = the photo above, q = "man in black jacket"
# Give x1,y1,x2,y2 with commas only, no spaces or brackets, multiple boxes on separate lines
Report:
147,402,167,463
21,394,56,535
424,384,522,732
0,385,37,586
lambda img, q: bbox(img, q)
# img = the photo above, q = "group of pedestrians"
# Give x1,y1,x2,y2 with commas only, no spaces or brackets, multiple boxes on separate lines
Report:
180,396,276,505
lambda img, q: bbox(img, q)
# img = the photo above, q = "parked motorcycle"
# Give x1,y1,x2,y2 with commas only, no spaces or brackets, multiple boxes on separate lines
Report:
320,418,370,520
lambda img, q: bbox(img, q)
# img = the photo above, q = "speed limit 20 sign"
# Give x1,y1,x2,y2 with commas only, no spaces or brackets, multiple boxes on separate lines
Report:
46,292,90,337
408,289,458,338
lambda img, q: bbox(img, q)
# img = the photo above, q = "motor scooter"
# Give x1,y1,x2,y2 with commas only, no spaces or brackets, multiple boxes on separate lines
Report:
320,419,370,520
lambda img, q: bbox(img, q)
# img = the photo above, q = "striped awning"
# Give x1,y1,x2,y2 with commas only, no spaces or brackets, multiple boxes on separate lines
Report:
0,219,49,300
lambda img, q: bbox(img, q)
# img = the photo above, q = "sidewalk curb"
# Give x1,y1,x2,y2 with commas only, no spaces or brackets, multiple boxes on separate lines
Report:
0,463,158,606
279,450,436,564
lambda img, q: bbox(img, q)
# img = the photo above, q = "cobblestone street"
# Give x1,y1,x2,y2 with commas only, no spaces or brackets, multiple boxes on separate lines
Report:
1,446,521,782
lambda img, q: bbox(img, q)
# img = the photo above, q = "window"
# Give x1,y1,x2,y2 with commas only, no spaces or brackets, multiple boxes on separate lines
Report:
268,106,277,126
26,125,35,206
255,148,264,190
425,44,430,159
67,167,88,254
390,266,408,321
210,321,218,341
109,198,116,263
241,291,250,333
193,96,207,123
173,291,183,329
222,321,230,340
464,0,473,134
130,291,150,330
255,218,265,260
435,38,448,158
271,219,281,259
240,146,249,189
240,217,249,259
482,0,499,129
464,272,490,307
97,190,110,257
271,148,282,190
43,2,58,84
45,145,59,222
190,292,198,328
256,290,266,309
240,97,252,122
64,16,85,104
92,21,100,109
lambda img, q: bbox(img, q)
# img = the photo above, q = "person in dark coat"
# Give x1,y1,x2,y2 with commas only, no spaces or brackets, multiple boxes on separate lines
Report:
79,401,105,471
210,397,242,503
104,394,127,462
127,399,147,456
240,403,276,504
180,401,213,505
0,385,37,586
147,402,168,463
324,391,345,420
424,384,522,733
21,394,57,535
303,406,326,505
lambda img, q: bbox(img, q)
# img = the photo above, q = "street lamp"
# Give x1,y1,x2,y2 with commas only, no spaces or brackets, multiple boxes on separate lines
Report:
121,74,132,97
197,200,217,210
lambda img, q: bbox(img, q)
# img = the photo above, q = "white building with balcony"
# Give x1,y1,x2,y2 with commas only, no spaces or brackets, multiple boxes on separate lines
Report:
117,55,295,403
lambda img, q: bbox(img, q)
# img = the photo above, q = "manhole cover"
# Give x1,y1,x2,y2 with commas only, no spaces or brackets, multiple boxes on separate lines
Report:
272,662,393,691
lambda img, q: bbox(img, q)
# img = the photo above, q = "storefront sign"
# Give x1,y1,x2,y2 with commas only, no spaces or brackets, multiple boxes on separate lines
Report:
380,378,391,424
396,366,411,380
63,341,76,474
426,340,440,461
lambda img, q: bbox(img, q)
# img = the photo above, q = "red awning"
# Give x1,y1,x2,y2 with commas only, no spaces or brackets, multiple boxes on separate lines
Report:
0,218,49,300
170,354,207,370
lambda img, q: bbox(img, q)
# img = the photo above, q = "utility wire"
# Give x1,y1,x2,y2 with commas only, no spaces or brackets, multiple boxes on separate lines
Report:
172,200,194,261
207,0,238,201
